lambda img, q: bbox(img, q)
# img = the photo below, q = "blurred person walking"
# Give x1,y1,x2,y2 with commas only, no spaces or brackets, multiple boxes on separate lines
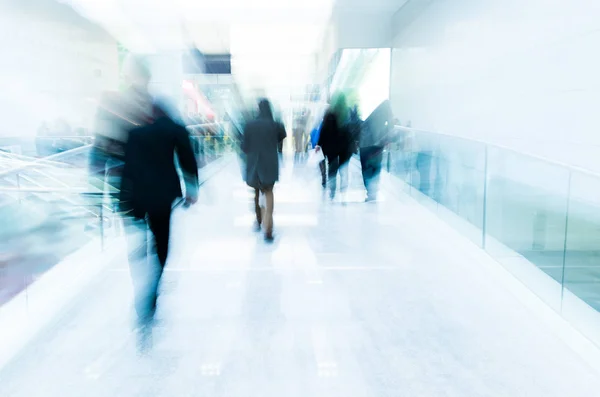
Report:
120,99,199,323
293,112,308,163
317,93,351,200
359,100,394,201
242,99,286,242
310,120,326,188
89,56,153,203
348,106,362,155
338,105,362,196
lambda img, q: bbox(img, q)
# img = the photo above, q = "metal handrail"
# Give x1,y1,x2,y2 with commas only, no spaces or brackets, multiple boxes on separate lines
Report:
0,148,103,213
1,136,93,142
0,144,92,178
0,187,110,194
395,125,600,179
0,151,77,168
34,136,94,140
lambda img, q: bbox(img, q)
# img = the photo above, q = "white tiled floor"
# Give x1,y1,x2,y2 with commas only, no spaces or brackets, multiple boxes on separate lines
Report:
0,157,599,396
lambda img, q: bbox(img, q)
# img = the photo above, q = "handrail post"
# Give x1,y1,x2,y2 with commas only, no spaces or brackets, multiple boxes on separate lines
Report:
16,172,21,203
482,145,489,249
99,203,104,251
560,171,572,313
408,148,413,196
387,148,391,173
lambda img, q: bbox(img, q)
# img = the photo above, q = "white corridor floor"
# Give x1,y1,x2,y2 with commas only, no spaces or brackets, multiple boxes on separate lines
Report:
0,156,600,396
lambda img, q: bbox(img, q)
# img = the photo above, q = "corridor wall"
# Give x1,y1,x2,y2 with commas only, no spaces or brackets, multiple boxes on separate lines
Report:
390,0,600,171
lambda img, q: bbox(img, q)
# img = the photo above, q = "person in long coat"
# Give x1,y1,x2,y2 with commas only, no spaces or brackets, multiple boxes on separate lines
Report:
242,99,286,241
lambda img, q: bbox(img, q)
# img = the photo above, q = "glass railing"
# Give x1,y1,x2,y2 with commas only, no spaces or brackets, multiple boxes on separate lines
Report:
0,146,118,295
0,125,232,308
0,188,114,306
386,126,600,346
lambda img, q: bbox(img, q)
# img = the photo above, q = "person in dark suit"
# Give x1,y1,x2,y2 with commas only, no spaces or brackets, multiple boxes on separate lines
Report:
120,99,199,322
242,99,286,241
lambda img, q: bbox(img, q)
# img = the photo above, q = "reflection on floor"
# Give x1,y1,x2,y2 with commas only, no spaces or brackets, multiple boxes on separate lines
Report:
0,157,599,396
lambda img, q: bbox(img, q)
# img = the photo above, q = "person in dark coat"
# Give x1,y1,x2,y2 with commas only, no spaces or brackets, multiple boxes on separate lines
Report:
120,100,199,322
242,99,286,241
317,112,351,199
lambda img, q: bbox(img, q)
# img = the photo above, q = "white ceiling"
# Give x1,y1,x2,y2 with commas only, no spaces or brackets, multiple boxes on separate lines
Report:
58,0,410,104
59,0,334,103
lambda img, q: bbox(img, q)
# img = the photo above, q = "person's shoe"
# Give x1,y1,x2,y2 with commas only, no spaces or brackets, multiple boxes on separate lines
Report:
264,233,275,243
253,221,262,232
365,195,377,202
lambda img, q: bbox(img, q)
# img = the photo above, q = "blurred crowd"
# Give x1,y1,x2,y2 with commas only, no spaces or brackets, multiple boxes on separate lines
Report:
84,54,398,325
